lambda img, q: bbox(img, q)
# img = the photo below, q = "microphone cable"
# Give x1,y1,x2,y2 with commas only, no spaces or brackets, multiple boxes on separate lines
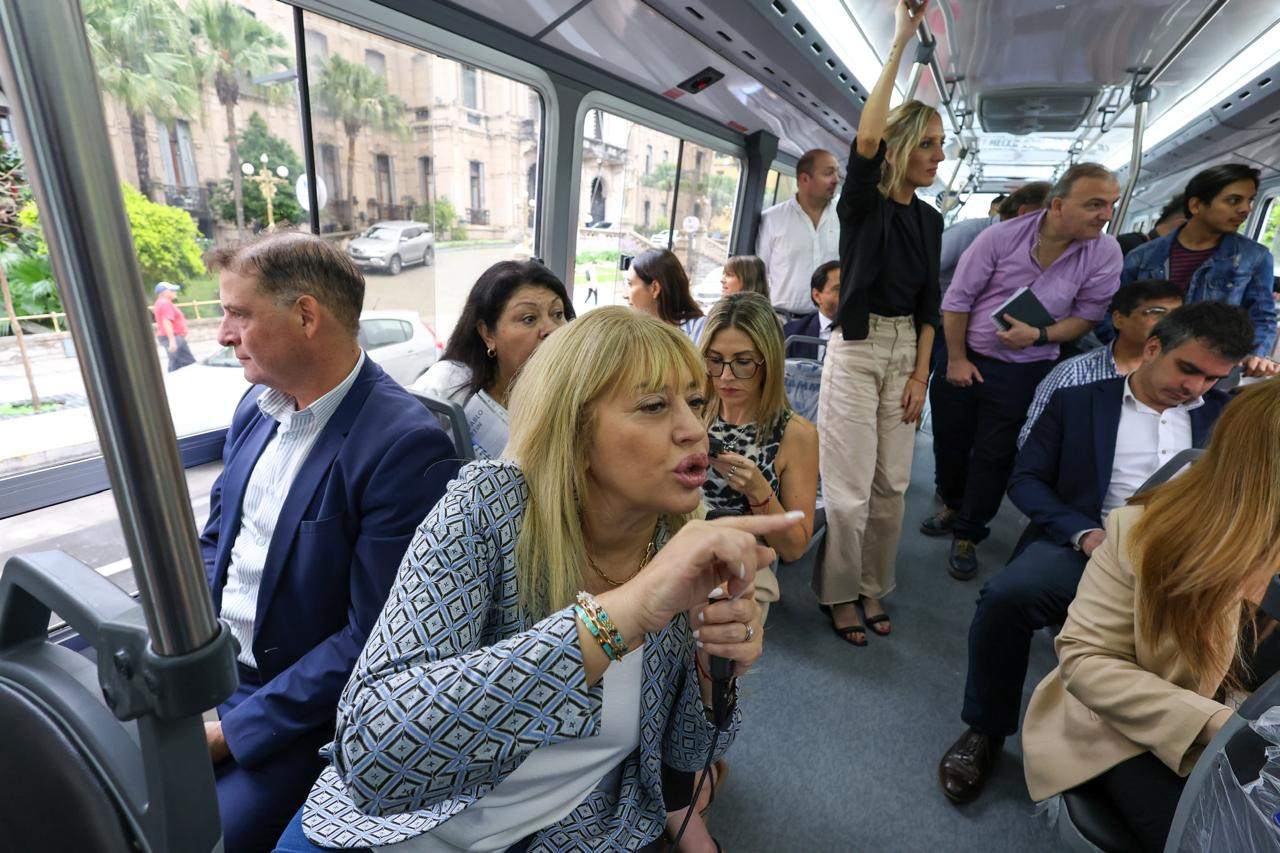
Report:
667,652,734,850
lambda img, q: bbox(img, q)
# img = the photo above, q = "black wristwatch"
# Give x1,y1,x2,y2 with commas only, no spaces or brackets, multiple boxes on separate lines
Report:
1035,326,1049,346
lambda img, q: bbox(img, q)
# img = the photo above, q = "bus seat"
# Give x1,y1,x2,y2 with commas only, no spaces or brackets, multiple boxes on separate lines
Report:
783,348,824,424
411,390,476,461
1058,777,1144,852
0,678,134,852
0,552,234,853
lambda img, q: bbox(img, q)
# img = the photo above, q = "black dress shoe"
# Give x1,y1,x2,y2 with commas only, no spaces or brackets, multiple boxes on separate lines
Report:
939,728,1004,804
920,507,957,536
948,538,978,580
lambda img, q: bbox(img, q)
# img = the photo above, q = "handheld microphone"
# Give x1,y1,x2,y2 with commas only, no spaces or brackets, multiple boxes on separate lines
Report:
708,654,734,731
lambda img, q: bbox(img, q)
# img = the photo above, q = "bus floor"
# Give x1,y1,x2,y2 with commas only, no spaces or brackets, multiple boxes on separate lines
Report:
707,435,1063,852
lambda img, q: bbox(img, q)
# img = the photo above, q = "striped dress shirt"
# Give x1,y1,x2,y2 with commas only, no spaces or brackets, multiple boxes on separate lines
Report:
221,352,366,668
1017,344,1120,449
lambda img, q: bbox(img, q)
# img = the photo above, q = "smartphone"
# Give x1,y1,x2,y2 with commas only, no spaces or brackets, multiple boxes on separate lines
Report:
708,436,725,457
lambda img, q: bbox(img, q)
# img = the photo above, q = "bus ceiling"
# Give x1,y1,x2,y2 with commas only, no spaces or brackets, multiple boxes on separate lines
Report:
430,0,1280,220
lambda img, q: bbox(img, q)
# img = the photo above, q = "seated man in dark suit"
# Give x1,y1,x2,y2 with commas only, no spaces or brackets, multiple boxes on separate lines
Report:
936,301,1253,805
783,260,839,360
200,232,459,852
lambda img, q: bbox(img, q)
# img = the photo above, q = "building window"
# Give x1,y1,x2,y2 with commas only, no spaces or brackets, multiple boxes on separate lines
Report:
375,154,393,207
319,144,340,203
663,149,670,162
158,118,198,189
645,145,652,175
469,160,484,212
414,107,430,121
462,64,478,109
365,49,386,76
643,200,651,229
0,111,13,149
418,156,432,209
304,28,327,61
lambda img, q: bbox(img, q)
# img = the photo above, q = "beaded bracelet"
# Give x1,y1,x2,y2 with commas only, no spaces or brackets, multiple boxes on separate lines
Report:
575,591,630,661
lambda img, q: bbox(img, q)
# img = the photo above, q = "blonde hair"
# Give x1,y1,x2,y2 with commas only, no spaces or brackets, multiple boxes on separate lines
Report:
698,292,791,437
878,100,941,197
1130,381,1280,689
505,307,703,620
723,255,770,299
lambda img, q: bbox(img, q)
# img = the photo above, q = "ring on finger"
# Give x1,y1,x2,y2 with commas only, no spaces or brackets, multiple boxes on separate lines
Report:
744,624,755,642
729,464,738,477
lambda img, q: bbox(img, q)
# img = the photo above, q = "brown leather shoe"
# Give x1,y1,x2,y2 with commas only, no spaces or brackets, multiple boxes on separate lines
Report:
938,728,1004,804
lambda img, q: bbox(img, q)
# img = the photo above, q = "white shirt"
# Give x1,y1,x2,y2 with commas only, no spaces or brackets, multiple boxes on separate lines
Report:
411,359,510,458
757,196,839,314
380,646,645,852
220,352,366,668
1074,375,1201,545
818,311,835,341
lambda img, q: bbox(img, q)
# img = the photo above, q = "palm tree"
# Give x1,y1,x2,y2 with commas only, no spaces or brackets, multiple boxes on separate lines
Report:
83,0,197,201
188,0,289,239
312,54,409,228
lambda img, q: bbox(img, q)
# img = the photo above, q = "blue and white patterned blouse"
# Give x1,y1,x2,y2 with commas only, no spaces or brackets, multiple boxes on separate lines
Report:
300,460,737,851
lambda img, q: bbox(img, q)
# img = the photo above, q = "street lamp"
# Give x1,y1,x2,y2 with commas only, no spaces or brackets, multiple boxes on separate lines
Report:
241,152,290,230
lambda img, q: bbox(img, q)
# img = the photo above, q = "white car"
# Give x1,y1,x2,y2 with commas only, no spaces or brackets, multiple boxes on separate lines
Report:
163,311,442,437
692,265,725,312
347,221,435,275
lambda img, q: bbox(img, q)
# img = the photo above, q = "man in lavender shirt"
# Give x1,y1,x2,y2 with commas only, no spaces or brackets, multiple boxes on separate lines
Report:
923,164,1123,580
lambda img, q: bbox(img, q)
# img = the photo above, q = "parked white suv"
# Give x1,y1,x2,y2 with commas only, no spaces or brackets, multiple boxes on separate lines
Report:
347,221,435,275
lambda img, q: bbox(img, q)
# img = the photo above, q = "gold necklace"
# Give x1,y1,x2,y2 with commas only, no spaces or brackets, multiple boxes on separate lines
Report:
586,527,659,588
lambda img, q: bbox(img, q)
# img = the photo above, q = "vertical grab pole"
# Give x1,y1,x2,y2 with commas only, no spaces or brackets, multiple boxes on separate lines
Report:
0,0,220,655
1110,86,1153,236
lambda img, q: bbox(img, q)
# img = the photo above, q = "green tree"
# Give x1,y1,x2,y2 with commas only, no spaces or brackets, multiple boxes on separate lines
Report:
83,0,197,200
642,161,680,192
20,183,205,287
212,112,304,227
432,197,457,238
312,54,409,227
188,0,290,239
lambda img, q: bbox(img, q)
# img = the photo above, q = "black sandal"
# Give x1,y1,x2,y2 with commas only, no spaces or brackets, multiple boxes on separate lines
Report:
859,597,891,636
819,603,867,646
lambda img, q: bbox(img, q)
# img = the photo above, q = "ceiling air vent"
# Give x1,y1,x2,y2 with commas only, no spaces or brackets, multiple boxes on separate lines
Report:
978,87,1099,134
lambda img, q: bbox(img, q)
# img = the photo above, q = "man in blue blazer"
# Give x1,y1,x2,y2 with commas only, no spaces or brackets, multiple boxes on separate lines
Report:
936,301,1254,805
199,233,458,852
783,260,839,360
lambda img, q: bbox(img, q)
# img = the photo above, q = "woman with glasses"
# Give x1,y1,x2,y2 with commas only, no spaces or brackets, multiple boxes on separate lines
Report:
814,0,944,646
700,292,819,621
659,292,815,853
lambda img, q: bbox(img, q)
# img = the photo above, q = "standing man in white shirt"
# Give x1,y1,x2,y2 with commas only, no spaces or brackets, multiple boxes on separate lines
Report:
758,149,841,320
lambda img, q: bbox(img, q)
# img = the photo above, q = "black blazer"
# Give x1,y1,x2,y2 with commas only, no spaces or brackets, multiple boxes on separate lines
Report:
834,137,942,341
783,312,823,359
1008,376,1227,548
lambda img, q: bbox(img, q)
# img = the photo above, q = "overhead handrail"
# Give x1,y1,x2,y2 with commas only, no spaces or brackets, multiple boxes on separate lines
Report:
0,0,222,658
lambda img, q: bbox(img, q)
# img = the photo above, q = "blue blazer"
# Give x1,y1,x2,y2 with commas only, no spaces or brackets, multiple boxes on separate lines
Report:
783,313,823,360
199,358,459,770
1008,376,1227,547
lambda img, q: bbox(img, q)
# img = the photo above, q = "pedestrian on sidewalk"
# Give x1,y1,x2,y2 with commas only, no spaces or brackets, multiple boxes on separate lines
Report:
154,281,195,371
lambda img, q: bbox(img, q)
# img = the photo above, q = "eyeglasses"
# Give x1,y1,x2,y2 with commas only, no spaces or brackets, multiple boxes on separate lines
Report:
705,355,762,379
1137,307,1173,317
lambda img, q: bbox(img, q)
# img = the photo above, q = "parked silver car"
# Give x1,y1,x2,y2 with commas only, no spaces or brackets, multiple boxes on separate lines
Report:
347,220,435,275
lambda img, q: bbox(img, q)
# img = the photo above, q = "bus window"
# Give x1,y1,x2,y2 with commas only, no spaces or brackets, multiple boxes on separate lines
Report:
92,0,306,441
762,169,780,209
574,109,681,312
1258,196,1280,254
303,12,544,350
670,142,742,305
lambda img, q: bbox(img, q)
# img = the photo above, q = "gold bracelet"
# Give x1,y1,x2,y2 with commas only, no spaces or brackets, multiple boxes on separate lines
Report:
575,592,630,660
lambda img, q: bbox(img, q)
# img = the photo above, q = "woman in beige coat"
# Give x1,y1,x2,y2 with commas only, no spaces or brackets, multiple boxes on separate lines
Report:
1022,379,1280,852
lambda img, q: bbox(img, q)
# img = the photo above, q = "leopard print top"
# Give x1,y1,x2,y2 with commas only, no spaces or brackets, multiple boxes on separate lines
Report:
702,410,792,516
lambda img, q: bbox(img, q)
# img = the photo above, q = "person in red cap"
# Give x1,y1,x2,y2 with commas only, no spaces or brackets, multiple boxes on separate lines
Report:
153,281,195,371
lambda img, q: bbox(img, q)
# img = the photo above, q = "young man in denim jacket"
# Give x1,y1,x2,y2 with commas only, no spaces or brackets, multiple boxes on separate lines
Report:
1122,163,1280,378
